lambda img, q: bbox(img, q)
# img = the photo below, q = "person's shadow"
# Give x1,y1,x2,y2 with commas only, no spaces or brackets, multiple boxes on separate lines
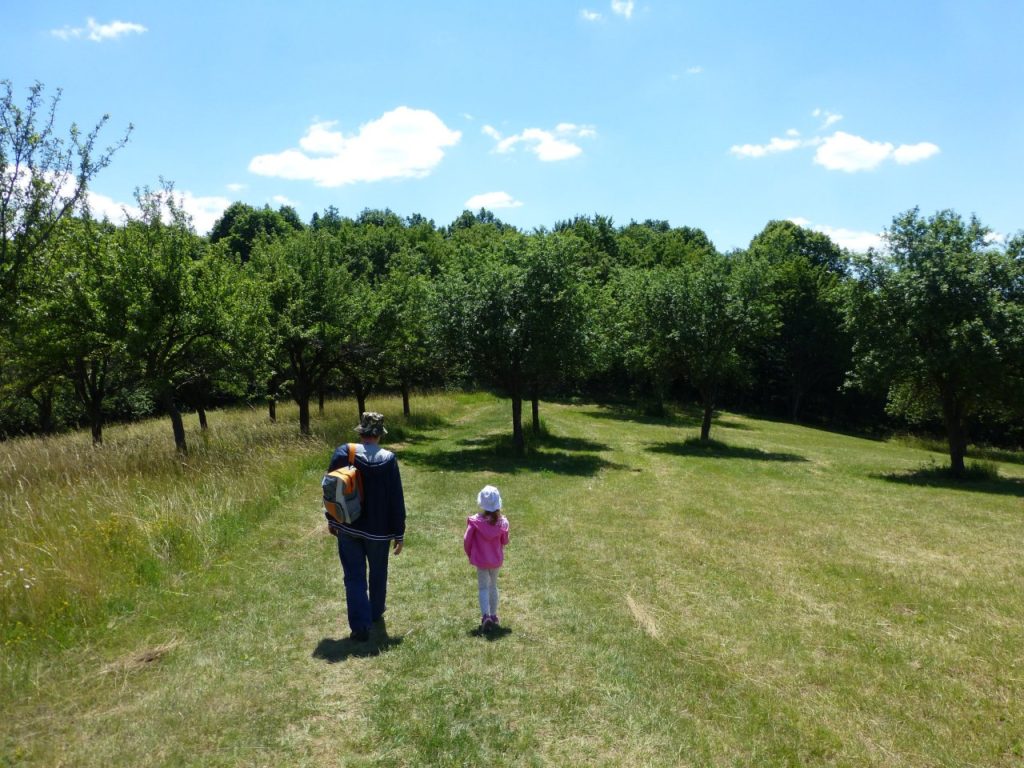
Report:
468,624,513,642
312,620,404,662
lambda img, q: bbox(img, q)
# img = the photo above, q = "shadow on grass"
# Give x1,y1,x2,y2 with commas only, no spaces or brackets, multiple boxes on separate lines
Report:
874,467,1024,498
582,403,702,429
312,624,404,663
404,432,627,476
649,438,808,463
468,625,513,641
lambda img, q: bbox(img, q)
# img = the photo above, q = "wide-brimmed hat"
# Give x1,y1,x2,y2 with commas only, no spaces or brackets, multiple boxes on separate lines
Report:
477,485,502,512
354,411,388,436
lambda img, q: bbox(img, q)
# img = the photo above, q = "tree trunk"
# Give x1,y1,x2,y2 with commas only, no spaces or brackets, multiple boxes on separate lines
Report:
298,395,311,436
401,381,411,417
35,386,56,434
89,405,104,446
268,398,276,422
511,393,525,456
531,393,540,435
162,391,188,454
318,386,325,416
197,405,208,431
357,390,367,418
789,386,804,423
942,396,968,477
700,390,715,442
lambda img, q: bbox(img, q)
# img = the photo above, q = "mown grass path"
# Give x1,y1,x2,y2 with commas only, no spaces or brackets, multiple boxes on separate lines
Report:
3,393,1023,766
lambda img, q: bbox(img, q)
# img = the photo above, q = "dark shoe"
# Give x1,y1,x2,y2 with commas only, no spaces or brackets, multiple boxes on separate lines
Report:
480,616,493,632
349,628,370,642
489,614,500,628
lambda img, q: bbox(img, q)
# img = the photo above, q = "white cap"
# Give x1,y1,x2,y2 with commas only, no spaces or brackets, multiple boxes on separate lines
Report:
477,485,502,512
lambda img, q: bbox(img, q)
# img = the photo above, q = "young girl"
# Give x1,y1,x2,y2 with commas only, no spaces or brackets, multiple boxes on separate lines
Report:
464,485,510,631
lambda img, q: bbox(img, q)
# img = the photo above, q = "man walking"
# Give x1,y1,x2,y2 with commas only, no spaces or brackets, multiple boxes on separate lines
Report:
327,412,406,642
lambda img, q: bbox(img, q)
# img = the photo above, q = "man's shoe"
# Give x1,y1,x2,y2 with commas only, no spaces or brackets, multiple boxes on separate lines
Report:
349,628,370,642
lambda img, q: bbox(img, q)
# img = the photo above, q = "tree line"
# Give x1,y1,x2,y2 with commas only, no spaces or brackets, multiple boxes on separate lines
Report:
2,81,1023,476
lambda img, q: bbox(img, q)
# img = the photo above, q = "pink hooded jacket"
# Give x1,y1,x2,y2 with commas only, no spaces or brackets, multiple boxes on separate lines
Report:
463,513,510,569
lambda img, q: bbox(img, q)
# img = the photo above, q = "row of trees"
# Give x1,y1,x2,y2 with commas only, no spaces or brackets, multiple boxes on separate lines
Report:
3,82,1023,475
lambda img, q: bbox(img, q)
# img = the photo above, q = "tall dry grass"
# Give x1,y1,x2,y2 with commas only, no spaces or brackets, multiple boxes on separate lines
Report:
0,396,436,647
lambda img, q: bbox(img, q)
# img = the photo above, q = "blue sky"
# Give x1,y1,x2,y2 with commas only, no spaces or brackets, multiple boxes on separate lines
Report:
5,1,1022,251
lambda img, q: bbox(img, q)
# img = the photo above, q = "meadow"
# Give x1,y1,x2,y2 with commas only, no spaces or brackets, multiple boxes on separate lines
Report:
2,392,1022,767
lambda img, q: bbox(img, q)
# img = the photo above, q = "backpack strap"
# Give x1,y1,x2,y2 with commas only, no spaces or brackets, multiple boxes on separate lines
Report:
347,442,356,465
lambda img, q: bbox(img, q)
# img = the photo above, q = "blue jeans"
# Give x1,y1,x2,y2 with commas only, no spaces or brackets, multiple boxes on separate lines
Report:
337,534,391,633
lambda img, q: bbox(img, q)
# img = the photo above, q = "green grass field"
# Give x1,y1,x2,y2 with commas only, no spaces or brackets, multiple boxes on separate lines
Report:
2,393,1023,767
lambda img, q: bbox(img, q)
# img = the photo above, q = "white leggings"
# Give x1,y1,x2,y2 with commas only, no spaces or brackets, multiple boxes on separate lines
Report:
476,567,500,617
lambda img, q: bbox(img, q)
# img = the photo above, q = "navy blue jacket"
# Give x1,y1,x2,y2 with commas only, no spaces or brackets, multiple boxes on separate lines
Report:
327,442,406,542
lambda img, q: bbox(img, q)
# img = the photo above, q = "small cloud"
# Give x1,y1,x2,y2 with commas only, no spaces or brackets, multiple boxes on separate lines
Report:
487,122,596,162
786,128,800,137
581,9,603,21
86,191,140,223
272,195,297,207
789,217,883,252
812,108,843,128
176,191,232,235
686,66,703,75
729,136,802,158
611,0,634,19
814,131,939,172
226,183,247,193
465,191,523,210
249,107,462,187
462,113,475,121
892,141,940,165
52,17,147,42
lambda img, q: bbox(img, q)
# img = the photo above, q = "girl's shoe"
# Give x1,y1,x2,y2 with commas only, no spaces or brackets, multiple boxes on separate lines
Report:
489,614,500,628
481,616,493,631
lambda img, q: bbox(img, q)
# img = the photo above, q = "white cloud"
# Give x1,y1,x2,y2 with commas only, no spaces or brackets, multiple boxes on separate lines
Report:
813,132,894,172
52,17,147,42
581,9,603,21
892,141,941,165
486,122,596,162
86,191,140,223
789,217,883,252
465,191,524,210
786,128,800,137
272,195,297,207
812,108,843,128
729,136,802,158
176,191,232,235
84,189,228,235
226,183,247,193
686,66,703,75
813,131,939,172
611,0,634,19
249,107,461,187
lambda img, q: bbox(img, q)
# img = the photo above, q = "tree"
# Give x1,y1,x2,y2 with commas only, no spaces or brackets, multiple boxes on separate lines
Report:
0,80,130,323
15,217,132,444
119,186,236,453
848,208,1024,476
617,252,774,440
747,220,851,421
253,229,351,435
208,202,303,262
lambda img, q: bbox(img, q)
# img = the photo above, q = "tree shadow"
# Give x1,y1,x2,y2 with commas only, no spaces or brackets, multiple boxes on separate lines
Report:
874,467,1024,498
312,624,404,663
649,438,808,463
406,429,627,476
581,404,702,429
403,442,627,477
468,625,513,641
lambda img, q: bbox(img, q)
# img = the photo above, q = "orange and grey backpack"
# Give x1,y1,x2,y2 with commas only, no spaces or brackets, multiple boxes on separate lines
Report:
322,443,363,530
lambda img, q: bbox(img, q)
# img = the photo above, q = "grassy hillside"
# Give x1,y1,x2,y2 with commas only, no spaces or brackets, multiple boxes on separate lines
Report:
2,393,1022,767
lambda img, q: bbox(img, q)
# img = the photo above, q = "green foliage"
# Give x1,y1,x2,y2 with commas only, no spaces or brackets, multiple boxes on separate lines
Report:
848,208,1024,474
0,80,130,321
